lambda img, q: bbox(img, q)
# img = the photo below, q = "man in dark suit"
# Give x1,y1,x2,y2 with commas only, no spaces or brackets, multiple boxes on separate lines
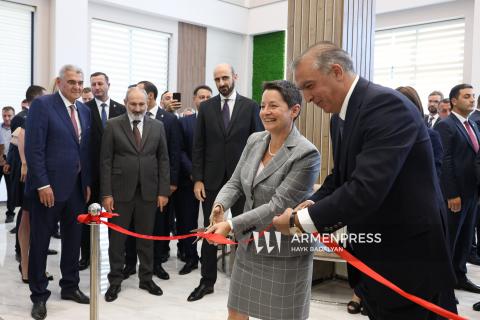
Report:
121,80,181,281
189,63,263,301
424,90,443,128
468,95,480,266
435,84,480,294
25,65,92,320
79,72,125,270
176,85,212,275
274,43,455,319
101,86,170,302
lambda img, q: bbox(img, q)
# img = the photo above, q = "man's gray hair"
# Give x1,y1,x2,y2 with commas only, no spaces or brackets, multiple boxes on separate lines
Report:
125,86,148,102
292,41,355,74
58,64,84,79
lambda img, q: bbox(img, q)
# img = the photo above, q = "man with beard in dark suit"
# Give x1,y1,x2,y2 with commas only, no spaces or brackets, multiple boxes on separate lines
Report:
79,72,125,270
188,63,263,301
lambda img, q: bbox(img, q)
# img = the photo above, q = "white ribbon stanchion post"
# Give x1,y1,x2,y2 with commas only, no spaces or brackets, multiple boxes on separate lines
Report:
88,203,101,320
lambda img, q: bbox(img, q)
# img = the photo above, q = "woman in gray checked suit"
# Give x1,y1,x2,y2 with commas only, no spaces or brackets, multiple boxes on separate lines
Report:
206,80,320,320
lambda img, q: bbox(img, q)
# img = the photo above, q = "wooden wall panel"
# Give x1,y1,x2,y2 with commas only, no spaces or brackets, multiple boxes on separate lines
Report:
287,0,375,183
177,22,206,112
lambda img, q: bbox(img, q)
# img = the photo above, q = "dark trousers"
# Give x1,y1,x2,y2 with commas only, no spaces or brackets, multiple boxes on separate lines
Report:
28,178,85,303
174,184,199,263
80,224,90,261
108,189,156,285
0,167,15,216
200,188,244,287
471,204,480,257
448,196,478,281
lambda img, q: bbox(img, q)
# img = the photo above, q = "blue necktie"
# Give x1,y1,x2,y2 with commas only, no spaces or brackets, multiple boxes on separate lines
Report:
222,99,230,129
101,103,107,128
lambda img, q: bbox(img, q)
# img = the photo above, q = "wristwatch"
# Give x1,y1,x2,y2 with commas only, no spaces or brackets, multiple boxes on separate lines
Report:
289,211,301,235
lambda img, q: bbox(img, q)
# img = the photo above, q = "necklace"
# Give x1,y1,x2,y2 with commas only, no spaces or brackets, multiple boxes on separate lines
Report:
268,142,276,157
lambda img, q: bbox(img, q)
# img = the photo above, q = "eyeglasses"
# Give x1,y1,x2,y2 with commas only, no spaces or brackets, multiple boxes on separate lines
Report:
66,80,84,87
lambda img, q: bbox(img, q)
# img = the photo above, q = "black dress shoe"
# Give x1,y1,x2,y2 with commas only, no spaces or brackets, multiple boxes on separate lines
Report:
455,278,480,294
159,254,169,263
187,283,214,302
10,226,17,234
105,284,121,302
122,265,136,279
47,249,58,255
31,301,47,320
79,258,90,270
61,289,90,304
179,261,198,275
139,280,163,296
474,301,480,311
5,215,14,223
154,264,170,280
468,255,480,266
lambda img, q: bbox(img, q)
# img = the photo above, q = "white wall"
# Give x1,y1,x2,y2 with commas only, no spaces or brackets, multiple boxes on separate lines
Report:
376,0,477,92
205,28,249,96
247,0,287,35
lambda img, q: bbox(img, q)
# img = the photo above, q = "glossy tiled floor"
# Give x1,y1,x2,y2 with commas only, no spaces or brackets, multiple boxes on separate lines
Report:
0,207,479,320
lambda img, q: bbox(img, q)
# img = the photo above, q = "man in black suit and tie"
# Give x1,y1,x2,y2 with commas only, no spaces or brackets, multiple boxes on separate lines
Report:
176,85,212,275
101,86,170,302
468,95,480,266
435,84,480,294
274,42,455,319
79,72,125,270
425,90,443,128
121,80,181,281
189,63,263,301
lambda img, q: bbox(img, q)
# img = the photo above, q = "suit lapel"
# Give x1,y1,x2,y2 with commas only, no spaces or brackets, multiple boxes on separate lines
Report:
451,115,475,151
109,100,120,118
338,77,367,183
213,96,227,136
120,114,139,152
76,102,88,144
52,93,79,144
141,116,151,150
226,95,243,135
89,101,103,134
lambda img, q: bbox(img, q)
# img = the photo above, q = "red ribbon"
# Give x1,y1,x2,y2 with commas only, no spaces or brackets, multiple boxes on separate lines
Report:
77,212,467,320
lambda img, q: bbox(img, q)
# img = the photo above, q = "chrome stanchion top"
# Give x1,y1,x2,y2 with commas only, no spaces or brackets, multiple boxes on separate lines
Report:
88,203,101,320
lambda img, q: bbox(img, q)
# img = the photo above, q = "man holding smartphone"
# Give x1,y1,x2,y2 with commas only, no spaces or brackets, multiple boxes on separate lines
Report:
160,91,182,116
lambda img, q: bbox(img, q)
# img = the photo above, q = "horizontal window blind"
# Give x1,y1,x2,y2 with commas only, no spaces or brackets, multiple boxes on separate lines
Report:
90,19,170,102
374,19,465,111
0,1,33,112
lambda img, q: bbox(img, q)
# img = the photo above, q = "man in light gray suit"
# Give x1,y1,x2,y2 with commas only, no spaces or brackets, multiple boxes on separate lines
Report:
100,87,170,302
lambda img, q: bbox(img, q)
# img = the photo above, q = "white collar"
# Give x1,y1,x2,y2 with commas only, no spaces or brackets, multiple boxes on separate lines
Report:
95,97,110,107
149,105,159,117
58,91,76,109
220,90,237,102
452,111,468,124
339,75,359,120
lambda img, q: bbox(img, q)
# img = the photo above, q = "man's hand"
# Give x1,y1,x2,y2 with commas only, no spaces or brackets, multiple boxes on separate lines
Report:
273,208,293,235
447,197,461,213
20,163,27,182
85,186,91,203
3,164,10,174
0,158,5,167
210,204,225,224
205,221,231,245
103,196,114,212
38,187,55,208
157,195,169,212
294,200,315,211
194,181,206,201
170,185,177,194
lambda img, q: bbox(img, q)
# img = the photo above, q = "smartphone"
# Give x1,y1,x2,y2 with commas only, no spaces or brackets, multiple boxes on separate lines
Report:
172,92,181,102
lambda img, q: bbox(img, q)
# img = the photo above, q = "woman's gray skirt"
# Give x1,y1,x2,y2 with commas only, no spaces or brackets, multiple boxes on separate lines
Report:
228,246,314,320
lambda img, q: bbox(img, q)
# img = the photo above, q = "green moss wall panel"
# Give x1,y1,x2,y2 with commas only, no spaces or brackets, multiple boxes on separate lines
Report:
252,31,285,103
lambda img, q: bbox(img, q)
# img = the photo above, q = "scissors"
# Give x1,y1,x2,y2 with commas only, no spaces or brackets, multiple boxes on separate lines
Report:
190,223,213,244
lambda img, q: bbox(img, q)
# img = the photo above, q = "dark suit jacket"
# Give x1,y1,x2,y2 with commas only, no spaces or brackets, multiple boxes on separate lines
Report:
469,109,480,127
155,108,181,187
424,114,441,127
86,99,126,203
308,77,454,306
192,94,264,190
100,114,170,201
179,114,196,187
25,92,91,202
428,127,444,181
434,113,480,200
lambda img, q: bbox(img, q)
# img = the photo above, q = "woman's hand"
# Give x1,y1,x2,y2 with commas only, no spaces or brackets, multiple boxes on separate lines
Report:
205,221,231,245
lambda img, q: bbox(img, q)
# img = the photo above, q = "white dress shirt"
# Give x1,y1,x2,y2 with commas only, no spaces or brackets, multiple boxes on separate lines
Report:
127,112,144,136
59,90,82,139
95,97,110,118
220,90,237,118
147,105,159,119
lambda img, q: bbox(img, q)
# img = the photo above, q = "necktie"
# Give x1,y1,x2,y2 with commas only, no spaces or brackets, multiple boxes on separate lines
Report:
69,105,80,141
146,111,153,118
222,99,230,129
427,116,434,128
464,121,479,153
101,103,107,128
132,120,141,149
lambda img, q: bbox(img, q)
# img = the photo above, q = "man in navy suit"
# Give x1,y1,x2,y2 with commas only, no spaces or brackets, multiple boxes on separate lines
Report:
25,65,91,320
435,84,480,294
176,85,212,275
424,91,443,128
122,81,181,281
274,43,455,319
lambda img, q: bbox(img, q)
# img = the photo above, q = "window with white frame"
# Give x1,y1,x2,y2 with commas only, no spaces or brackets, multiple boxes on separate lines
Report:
0,1,33,112
374,19,465,112
90,19,170,102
